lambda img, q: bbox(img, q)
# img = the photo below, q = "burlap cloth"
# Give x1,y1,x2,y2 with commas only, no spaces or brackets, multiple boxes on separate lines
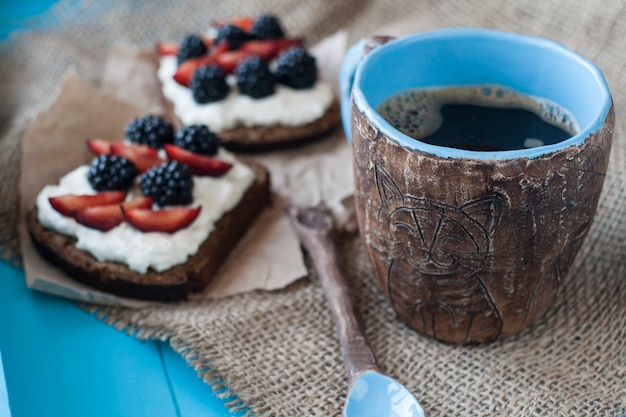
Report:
2,1,625,416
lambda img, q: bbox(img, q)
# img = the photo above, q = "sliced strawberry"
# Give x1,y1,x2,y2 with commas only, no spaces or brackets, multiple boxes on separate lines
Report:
122,206,201,233
73,197,153,231
163,145,232,176
74,204,123,231
112,142,159,157
233,16,256,32
49,191,126,217
110,142,163,173
87,139,109,155
173,54,216,86
215,49,251,73
236,38,304,63
173,43,229,87
156,41,179,56
239,40,277,61
120,153,163,173
86,138,112,155
121,196,154,211
215,16,255,32
87,139,158,158
275,37,304,55
215,39,304,73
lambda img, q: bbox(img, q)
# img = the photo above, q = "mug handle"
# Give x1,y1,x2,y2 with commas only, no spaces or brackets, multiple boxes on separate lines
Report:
339,36,396,141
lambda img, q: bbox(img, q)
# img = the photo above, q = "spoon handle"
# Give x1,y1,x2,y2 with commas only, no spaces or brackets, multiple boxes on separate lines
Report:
286,204,382,385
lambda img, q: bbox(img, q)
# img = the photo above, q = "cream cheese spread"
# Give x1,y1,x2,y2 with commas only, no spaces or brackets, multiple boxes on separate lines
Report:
158,55,334,131
36,150,255,273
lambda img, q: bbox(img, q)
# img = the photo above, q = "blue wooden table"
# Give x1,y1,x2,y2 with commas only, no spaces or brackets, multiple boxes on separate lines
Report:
0,2,240,416
0,262,237,417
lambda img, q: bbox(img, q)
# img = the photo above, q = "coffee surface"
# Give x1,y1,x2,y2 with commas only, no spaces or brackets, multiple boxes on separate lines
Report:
376,85,579,151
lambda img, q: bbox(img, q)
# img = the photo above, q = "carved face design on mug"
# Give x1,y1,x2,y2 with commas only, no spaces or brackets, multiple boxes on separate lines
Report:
373,164,504,344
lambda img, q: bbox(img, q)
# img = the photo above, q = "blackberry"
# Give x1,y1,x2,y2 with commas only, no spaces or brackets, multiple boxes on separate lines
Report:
214,24,250,50
250,15,285,40
174,125,219,156
177,34,208,64
140,161,194,207
234,56,275,98
125,115,175,149
190,64,230,104
87,154,138,191
274,47,317,89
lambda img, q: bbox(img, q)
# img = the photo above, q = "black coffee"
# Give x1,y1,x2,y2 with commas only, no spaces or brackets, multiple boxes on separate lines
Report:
376,85,579,151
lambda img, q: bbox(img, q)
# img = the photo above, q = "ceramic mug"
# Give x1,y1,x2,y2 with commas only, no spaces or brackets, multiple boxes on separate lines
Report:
340,28,613,344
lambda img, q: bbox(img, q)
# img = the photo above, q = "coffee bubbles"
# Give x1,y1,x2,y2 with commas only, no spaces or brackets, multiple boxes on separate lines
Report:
376,85,579,151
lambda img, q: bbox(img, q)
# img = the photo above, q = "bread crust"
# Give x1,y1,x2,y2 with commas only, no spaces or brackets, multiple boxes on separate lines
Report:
27,160,271,301
217,99,341,152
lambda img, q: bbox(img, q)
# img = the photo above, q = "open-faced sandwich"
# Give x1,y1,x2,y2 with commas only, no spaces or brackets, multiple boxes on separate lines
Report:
26,114,270,301
156,14,341,152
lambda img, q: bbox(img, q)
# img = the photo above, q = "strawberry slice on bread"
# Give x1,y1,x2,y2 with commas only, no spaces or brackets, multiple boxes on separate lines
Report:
163,145,232,177
73,197,153,232
109,143,163,173
122,206,202,233
86,139,162,173
49,191,127,217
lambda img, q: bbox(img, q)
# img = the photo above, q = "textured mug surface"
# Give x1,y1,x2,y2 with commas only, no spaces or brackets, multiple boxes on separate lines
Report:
341,29,614,344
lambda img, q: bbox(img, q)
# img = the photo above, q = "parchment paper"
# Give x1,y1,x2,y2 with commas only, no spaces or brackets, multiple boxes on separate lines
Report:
18,31,351,307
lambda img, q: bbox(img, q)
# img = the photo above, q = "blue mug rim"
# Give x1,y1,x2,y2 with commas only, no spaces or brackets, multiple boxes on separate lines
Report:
351,28,612,160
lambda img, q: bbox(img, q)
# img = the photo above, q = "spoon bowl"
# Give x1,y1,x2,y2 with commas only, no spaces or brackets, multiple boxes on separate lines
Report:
346,371,425,417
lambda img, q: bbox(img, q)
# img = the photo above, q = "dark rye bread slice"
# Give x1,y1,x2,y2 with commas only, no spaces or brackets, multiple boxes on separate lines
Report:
217,99,341,152
26,160,271,302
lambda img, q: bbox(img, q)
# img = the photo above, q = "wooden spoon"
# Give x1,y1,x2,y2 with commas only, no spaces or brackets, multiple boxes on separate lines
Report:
286,203,425,417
